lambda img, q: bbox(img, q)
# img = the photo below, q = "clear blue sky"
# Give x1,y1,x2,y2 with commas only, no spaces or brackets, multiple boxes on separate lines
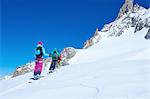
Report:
0,0,149,77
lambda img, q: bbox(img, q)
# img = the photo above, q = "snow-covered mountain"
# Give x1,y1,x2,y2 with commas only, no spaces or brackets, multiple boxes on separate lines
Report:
83,1,150,49
0,0,150,99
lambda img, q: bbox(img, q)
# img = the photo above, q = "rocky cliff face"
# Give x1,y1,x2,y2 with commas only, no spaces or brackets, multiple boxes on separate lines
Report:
83,0,150,49
83,28,101,49
145,28,150,39
60,47,77,66
117,0,134,19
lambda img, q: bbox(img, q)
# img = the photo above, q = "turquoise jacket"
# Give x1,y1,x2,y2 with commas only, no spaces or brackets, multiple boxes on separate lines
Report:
35,44,49,58
50,49,60,60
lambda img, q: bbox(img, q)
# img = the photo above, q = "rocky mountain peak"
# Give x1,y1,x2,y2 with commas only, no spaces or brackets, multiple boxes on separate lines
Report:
83,0,149,49
117,0,134,19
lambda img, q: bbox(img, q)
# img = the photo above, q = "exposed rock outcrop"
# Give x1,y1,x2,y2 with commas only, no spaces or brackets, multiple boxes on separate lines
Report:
83,28,101,49
12,62,35,77
145,28,150,40
60,47,76,66
117,0,134,19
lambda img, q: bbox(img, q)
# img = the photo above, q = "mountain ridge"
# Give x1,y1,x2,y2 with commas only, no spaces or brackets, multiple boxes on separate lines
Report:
83,1,150,49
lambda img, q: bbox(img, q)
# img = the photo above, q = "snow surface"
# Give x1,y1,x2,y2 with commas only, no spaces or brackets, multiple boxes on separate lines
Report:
0,27,150,99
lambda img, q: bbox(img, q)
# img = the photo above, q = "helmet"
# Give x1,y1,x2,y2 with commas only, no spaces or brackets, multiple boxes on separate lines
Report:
38,41,43,45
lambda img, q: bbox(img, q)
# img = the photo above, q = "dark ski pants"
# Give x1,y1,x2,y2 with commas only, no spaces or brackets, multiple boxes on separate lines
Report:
49,60,58,71
34,70,41,76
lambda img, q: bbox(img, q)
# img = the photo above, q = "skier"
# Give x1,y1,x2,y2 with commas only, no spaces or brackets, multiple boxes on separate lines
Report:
49,48,60,73
34,41,49,80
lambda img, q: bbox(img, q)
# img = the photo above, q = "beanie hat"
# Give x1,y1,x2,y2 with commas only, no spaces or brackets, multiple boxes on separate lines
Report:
38,41,43,45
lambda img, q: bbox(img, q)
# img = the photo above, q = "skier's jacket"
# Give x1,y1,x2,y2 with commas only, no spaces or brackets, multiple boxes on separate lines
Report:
35,44,49,59
50,50,60,61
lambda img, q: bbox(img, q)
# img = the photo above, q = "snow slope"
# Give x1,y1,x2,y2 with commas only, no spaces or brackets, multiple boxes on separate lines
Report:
0,27,150,99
